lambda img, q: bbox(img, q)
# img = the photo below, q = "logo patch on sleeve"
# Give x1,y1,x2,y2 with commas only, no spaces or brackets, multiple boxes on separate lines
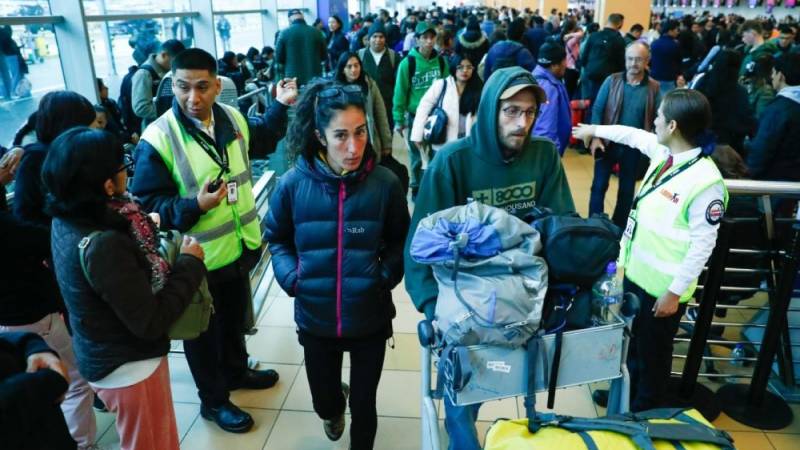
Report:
705,199,724,225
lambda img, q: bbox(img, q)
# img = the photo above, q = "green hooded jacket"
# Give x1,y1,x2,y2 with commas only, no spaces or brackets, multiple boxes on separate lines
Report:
403,67,576,316
739,40,779,78
391,47,448,126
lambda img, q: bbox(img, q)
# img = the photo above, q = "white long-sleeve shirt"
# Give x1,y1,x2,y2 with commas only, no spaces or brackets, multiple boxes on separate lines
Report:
595,125,726,297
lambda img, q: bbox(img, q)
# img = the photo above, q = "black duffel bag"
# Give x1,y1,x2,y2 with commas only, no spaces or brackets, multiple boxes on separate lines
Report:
525,207,622,286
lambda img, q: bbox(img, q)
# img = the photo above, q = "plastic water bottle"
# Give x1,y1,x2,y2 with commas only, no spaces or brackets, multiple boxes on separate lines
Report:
730,344,746,367
592,262,623,325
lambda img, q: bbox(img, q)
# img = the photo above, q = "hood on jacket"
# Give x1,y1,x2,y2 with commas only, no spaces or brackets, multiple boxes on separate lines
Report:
467,67,546,165
458,32,487,49
778,85,800,104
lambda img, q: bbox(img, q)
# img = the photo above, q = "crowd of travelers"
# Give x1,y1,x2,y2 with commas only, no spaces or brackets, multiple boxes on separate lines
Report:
1,3,799,450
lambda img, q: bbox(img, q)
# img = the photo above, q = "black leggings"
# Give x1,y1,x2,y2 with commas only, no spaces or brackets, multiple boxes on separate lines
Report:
299,329,388,450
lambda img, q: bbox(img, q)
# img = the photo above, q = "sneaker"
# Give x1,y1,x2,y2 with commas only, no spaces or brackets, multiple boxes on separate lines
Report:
323,383,350,441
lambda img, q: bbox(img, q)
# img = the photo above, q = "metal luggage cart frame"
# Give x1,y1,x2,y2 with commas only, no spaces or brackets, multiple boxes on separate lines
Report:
418,314,633,450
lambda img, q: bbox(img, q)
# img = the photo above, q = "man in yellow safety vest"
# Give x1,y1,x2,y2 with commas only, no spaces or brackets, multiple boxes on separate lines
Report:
131,48,298,433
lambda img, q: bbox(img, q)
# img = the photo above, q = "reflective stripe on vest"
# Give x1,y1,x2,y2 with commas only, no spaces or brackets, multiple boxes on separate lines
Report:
621,157,728,303
142,103,261,270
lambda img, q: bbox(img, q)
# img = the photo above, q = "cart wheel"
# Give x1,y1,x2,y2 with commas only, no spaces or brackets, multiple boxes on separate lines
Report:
418,320,435,347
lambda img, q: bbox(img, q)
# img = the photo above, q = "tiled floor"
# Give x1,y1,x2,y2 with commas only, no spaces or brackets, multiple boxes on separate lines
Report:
89,143,799,449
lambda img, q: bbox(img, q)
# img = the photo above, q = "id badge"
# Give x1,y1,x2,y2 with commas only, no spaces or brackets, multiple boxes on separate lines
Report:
227,181,238,204
624,210,637,239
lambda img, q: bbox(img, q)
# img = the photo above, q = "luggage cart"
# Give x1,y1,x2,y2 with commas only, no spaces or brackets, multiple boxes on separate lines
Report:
418,311,635,450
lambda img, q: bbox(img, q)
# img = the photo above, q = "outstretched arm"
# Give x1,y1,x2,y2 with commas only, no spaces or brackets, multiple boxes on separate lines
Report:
572,124,670,161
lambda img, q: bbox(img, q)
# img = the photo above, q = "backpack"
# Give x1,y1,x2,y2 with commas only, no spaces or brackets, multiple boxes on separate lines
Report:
118,64,159,133
525,207,621,286
409,201,548,348
78,229,214,341
153,72,174,117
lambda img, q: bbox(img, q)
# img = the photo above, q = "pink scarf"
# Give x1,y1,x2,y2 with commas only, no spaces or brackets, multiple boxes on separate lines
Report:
107,195,170,292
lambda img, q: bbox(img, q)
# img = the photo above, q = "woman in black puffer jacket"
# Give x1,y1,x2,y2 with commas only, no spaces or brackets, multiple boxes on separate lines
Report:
264,79,409,450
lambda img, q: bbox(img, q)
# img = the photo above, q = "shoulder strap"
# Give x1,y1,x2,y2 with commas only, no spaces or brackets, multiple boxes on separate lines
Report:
78,231,104,288
406,55,416,99
435,78,447,107
438,55,445,77
140,63,159,80
389,49,396,67
524,335,540,433
543,412,735,449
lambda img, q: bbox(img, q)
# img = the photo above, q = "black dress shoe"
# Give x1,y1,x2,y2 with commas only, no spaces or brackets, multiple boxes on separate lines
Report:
229,368,280,390
200,401,254,433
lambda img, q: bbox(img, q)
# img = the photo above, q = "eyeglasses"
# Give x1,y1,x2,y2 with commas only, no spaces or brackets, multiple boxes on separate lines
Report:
117,153,134,174
501,106,537,120
315,84,364,110
456,64,474,72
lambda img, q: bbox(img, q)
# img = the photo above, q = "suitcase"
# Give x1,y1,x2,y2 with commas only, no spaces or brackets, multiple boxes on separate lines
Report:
569,100,591,146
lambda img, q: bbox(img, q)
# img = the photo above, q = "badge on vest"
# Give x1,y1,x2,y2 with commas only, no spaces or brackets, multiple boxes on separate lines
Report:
227,181,238,204
705,199,724,225
624,210,637,239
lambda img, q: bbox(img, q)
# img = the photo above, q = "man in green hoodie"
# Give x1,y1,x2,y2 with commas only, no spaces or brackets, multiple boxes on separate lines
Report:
739,20,779,78
392,21,448,198
404,66,575,450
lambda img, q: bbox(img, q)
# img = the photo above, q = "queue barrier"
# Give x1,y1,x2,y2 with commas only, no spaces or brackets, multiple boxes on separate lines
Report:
671,179,800,429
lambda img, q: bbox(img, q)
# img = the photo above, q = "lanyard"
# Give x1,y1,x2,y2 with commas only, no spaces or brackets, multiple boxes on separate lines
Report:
631,156,701,210
188,126,229,174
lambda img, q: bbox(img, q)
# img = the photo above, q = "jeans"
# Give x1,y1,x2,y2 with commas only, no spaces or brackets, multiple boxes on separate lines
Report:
443,396,483,450
0,54,14,99
589,143,641,229
299,330,387,450
405,112,423,191
183,263,250,407
624,279,686,412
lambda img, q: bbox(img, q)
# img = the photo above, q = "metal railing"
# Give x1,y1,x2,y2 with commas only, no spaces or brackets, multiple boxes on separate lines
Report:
672,179,800,429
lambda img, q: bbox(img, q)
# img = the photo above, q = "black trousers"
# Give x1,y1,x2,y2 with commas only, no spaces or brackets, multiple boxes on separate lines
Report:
183,263,250,407
299,329,387,450
624,278,687,412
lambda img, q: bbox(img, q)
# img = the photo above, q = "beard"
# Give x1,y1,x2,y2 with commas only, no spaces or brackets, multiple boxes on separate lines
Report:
499,128,530,159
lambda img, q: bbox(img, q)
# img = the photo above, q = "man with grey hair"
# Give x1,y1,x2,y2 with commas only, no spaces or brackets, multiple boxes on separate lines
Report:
588,41,662,228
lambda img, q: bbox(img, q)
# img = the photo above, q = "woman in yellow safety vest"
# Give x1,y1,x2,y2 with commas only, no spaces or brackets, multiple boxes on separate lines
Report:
573,89,728,412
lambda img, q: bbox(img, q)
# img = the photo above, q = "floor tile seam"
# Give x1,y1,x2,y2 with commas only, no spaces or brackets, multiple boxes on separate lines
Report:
178,411,201,444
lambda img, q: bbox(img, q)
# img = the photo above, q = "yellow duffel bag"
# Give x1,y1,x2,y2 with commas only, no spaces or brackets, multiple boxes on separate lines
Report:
485,408,736,450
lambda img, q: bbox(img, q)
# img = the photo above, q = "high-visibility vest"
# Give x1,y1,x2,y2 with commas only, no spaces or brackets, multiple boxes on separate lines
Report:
620,156,728,303
141,104,261,271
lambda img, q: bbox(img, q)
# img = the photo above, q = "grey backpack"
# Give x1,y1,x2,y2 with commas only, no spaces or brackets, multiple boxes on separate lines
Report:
410,201,548,347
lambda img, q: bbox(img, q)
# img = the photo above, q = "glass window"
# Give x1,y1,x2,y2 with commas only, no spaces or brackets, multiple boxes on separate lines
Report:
212,0,260,10
88,18,194,100
0,24,65,147
214,13,262,56
0,0,51,16
82,0,190,15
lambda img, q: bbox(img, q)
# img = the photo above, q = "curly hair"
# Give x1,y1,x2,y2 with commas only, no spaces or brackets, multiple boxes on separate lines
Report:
286,78,370,165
